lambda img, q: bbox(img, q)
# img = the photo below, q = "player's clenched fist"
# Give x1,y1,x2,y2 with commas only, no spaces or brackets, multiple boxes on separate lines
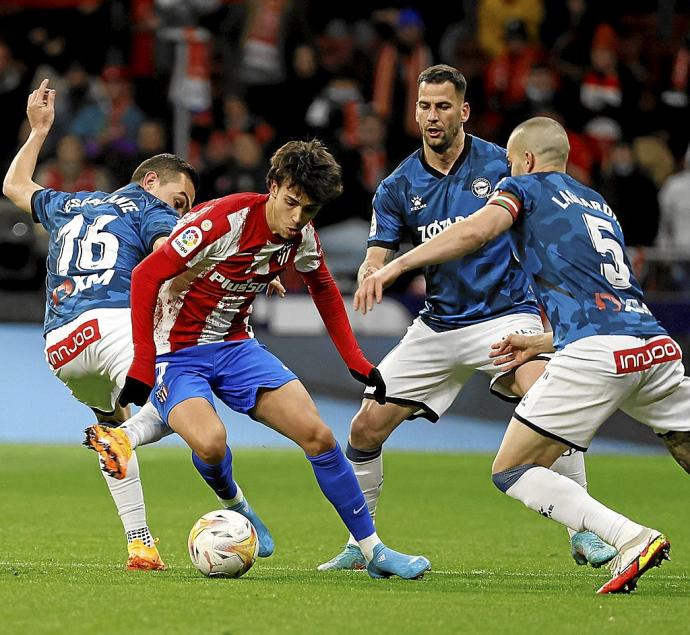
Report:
27,78,55,136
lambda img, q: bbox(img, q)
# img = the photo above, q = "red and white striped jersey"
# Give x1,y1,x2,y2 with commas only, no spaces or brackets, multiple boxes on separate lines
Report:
152,192,322,354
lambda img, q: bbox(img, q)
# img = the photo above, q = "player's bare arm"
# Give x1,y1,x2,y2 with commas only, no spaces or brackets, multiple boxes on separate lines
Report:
354,204,514,314
3,79,55,213
489,332,555,372
357,246,395,286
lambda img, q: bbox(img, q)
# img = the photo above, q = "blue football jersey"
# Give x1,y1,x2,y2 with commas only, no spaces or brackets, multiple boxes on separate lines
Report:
368,135,539,329
490,172,666,349
32,183,179,334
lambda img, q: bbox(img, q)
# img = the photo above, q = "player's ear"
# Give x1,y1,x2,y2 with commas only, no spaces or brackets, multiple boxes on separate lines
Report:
461,101,470,123
269,180,279,197
141,170,159,191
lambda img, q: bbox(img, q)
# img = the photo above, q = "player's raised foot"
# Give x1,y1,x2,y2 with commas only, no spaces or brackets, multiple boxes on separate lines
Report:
317,544,367,571
366,543,431,580
83,424,132,480
127,538,167,571
596,530,670,594
227,498,274,558
571,531,618,568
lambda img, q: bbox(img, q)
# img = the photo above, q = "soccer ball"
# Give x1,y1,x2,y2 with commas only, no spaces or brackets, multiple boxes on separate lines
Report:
188,510,259,578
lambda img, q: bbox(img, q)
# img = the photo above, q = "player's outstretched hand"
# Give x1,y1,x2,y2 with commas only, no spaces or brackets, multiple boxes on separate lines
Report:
118,376,153,407
489,333,553,371
27,78,55,136
349,367,387,404
266,276,286,298
353,262,402,315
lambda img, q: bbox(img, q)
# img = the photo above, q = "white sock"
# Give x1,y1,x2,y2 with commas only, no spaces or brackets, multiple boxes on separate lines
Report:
219,484,244,508
120,402,171,449
346,452,383,548
505,466,646,550
549,450,587,539
100,450,151,540
357,532,381,561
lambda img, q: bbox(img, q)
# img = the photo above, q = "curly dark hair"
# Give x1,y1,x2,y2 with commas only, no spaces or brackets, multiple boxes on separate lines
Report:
266,139,343,205
130,153,199,193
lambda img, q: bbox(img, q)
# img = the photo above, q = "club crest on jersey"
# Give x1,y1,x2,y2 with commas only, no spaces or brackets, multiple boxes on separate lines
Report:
172,226,202,256
410,195,427,212
155,383,168,403
275,244,293,266
471,177,492,198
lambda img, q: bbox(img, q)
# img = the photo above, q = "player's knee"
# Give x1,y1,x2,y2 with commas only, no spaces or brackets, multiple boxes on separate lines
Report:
300,422,336,457
193,431,227,465
350,407,387,449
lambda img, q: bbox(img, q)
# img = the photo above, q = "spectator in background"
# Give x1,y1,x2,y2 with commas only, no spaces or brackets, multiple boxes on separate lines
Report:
118,119,168,183
0,40,29,175
485,20,545,132
69,65,145,163
198,132,266,201
598,141,659,247
660,29,690,159
477,0,544,59
218,0,309,131
657,144,690,252
36,134,112,194
371,8,432,160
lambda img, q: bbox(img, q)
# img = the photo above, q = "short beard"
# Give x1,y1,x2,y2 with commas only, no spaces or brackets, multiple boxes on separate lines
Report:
424,123,461,155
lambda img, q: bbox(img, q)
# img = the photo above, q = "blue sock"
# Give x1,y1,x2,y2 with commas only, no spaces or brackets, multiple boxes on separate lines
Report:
307,443,375,541
192,446,238,501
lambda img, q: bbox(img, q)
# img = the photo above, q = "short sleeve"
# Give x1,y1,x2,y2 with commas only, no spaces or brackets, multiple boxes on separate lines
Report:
140,203,178,252
31,188,71,230
367,181,404,250
294,224,323,273
488,176,527,221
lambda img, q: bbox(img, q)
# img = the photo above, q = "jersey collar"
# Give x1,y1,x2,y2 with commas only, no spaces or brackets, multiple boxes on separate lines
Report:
418,134,473,179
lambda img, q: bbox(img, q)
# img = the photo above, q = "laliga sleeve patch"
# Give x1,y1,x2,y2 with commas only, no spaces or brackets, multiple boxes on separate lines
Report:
171,226,203,256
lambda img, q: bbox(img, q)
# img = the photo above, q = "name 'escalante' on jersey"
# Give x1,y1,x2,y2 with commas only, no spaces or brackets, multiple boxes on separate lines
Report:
489,171,666,349
368,134,539,330
31,183,179,335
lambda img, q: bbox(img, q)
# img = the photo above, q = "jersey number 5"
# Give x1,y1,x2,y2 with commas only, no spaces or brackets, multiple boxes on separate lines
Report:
56,214,120,275
582,213,631,290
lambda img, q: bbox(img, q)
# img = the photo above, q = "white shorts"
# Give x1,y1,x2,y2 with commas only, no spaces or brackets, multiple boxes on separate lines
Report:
44,308,133,414
364,313,546,421
514,334,690,451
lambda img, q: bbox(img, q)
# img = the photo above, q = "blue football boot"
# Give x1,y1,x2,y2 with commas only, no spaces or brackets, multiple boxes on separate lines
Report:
317,545,367,571
366,543,431,580
571,531,617,568
228,498,275,558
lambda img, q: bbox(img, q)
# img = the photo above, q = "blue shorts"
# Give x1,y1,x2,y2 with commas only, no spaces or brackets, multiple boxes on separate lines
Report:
151,339,298,424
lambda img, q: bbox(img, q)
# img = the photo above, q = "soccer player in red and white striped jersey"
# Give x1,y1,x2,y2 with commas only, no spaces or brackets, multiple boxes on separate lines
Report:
92,140,431,579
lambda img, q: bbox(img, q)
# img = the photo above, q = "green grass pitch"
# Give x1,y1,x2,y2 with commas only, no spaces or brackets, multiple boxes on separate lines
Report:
1,445,689,634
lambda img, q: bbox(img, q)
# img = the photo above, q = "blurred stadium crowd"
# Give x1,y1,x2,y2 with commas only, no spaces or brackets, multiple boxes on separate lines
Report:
2,0,690,307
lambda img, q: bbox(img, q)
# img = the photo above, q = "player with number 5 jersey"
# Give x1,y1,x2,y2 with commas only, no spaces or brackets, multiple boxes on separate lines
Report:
3,79,198,571
356,116,690,594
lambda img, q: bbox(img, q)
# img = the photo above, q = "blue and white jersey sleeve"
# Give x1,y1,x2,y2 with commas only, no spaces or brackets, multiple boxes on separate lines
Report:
31,188,73,232
368,182,405,251
139,202,178,252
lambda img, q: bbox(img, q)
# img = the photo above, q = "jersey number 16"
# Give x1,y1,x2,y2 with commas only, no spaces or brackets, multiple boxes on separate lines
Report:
56,214,120,275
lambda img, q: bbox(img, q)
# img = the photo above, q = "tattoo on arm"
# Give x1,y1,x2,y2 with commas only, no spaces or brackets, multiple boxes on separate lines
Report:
357,248,395,286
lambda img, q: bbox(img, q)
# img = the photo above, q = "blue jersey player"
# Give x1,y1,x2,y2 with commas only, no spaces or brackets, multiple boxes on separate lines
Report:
357,116,689,594
3,79,198,570
319,65,615,572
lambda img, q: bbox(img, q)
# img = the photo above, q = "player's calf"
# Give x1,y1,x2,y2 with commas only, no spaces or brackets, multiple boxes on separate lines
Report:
659,430,690,473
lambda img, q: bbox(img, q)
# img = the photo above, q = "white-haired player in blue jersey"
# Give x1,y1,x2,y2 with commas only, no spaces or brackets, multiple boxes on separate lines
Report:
3,79,198,570
356,116,689,593
319,65,616,571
